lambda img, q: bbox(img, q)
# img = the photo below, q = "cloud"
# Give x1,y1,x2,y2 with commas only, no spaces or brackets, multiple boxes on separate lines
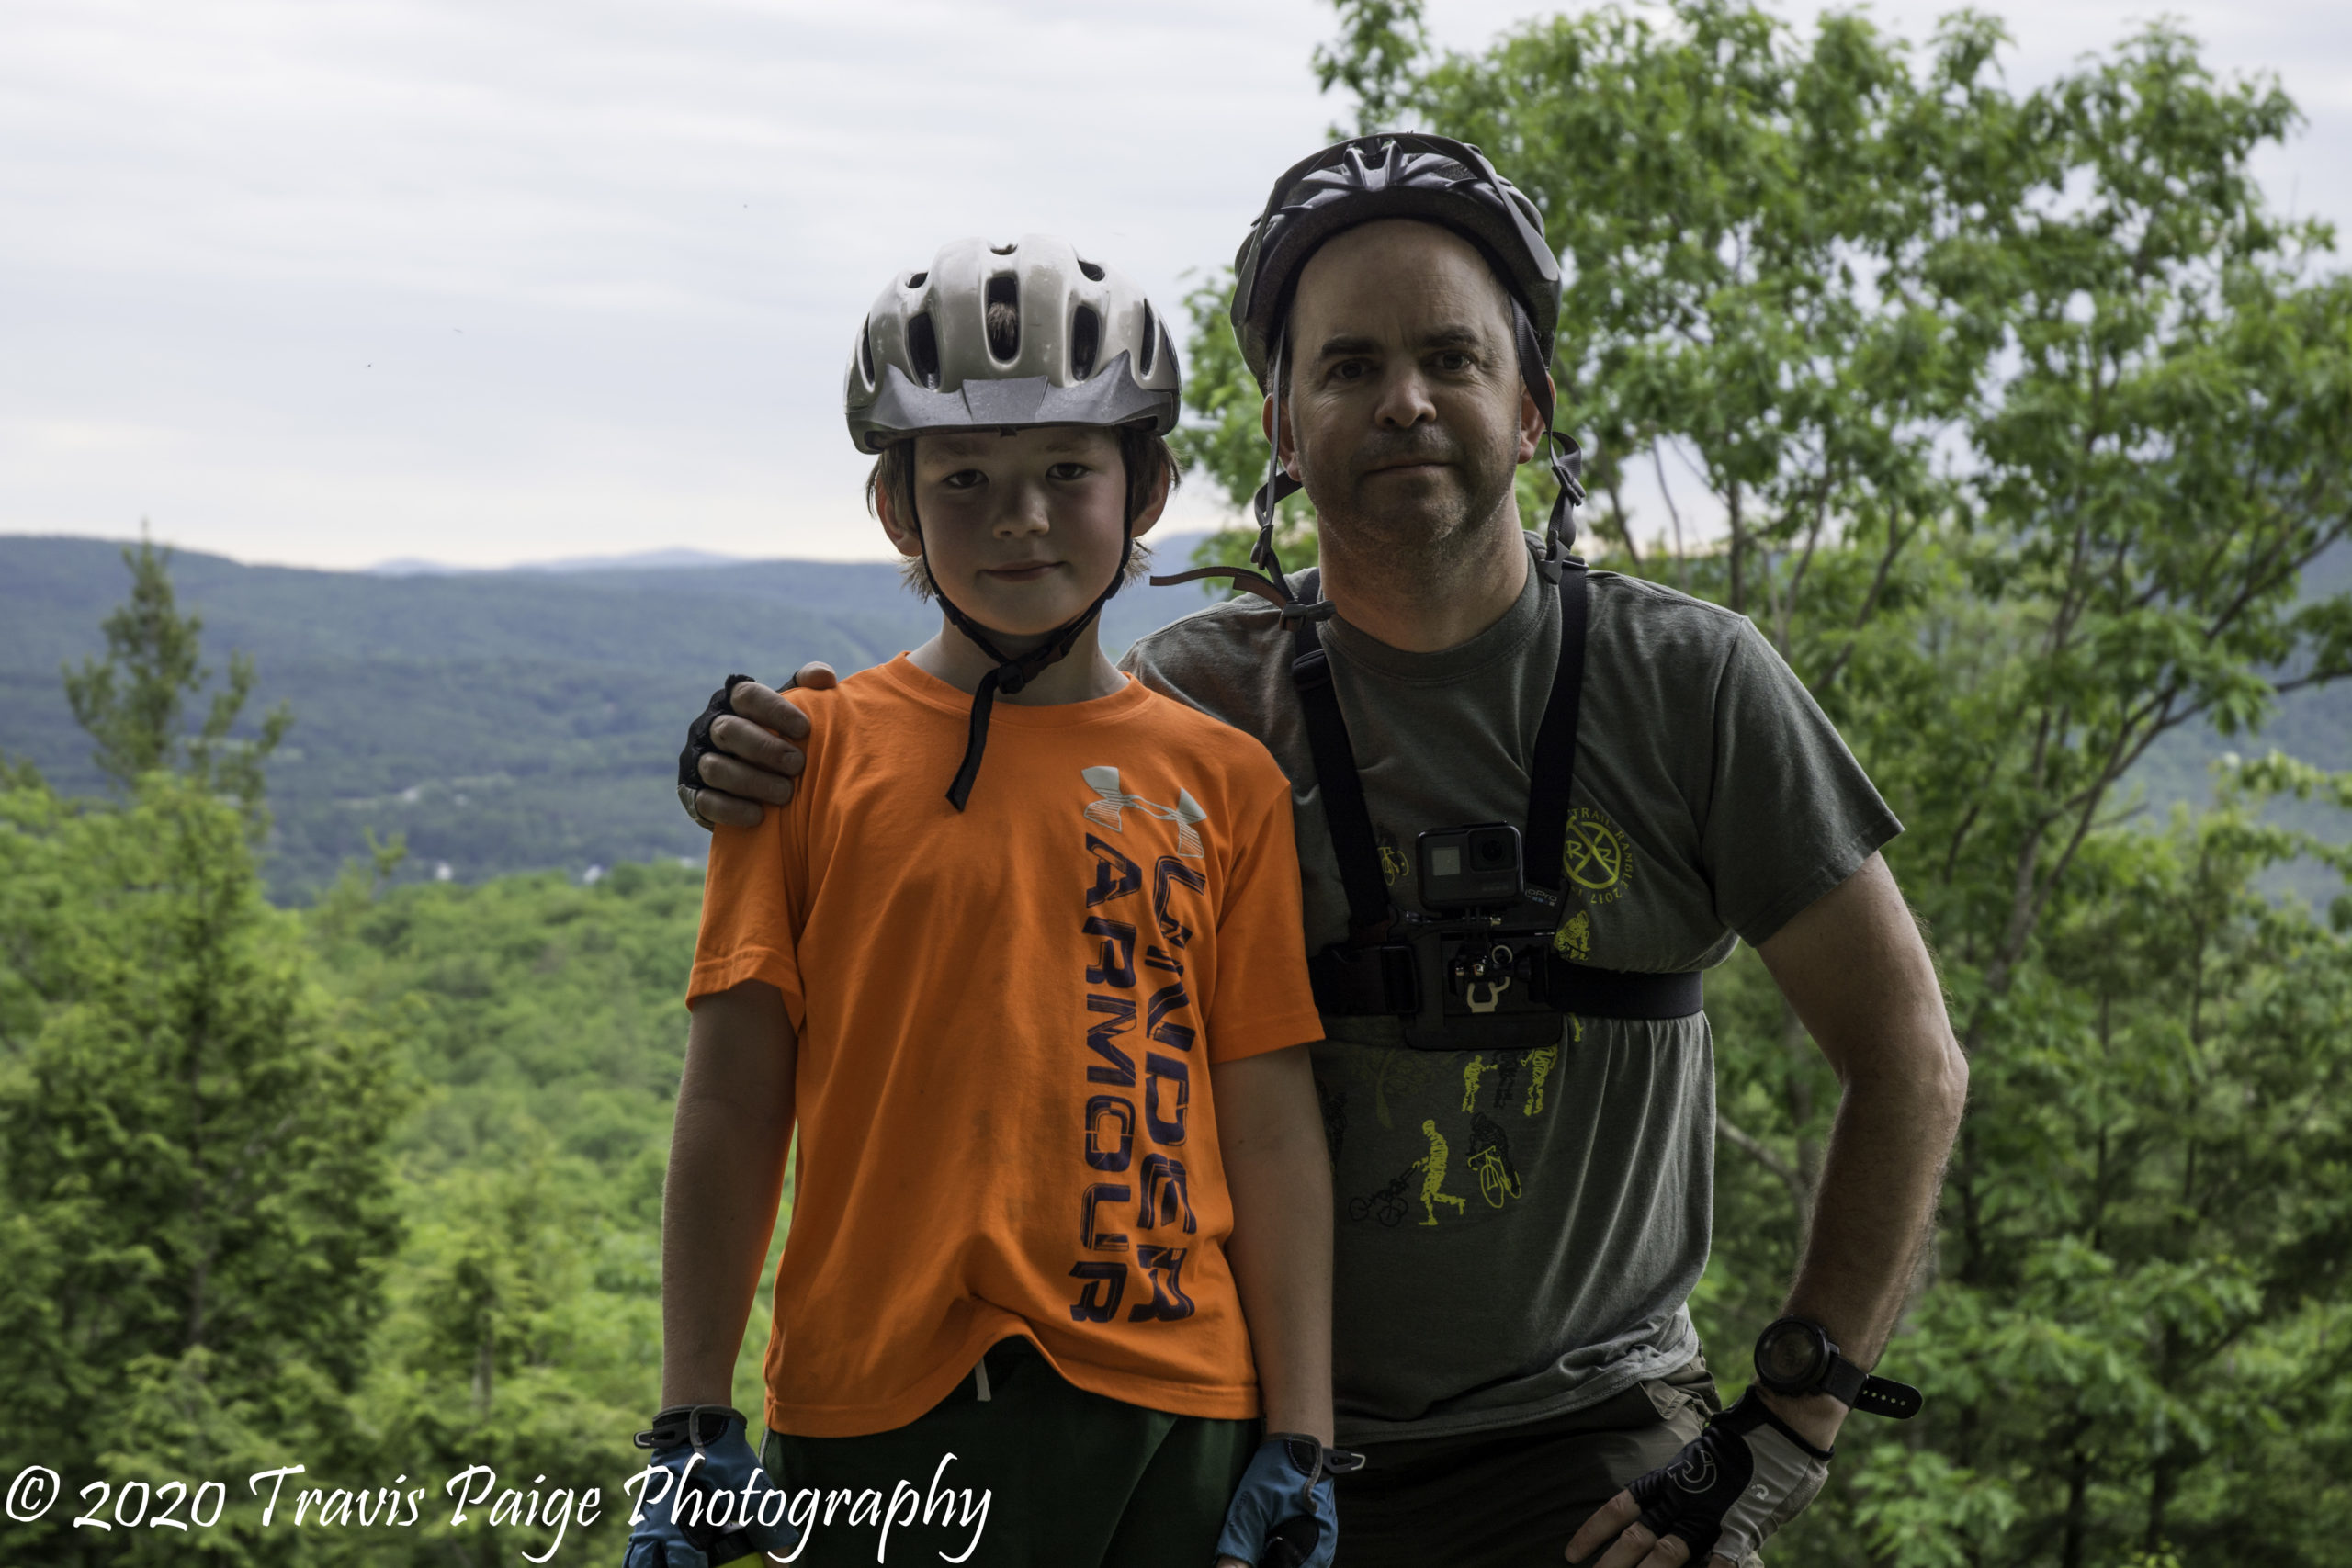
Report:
3,0,2346,568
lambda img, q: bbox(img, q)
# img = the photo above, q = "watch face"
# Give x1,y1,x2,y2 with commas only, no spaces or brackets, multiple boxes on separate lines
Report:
1757,1319,1828,1390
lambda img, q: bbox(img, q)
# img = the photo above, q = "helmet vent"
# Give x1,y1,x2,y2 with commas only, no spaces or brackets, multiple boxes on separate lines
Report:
1070,304,1101,380
906,271,927,289
858,317,875,384
908,311,942,389
984,274,1021,361
1078,258,1106,282
990,242,1018,255
1138,303,1158,377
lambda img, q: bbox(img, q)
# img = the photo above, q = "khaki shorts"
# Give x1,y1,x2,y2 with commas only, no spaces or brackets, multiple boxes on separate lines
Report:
1332,1354,1764,1568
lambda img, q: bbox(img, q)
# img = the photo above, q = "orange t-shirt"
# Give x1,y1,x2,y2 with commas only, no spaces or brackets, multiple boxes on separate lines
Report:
687,654,1323,1438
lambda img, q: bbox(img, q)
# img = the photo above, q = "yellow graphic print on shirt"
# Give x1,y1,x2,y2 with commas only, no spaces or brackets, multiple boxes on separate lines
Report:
1460,1056,1493,1111
1464,1110,1523,1208
1555,908,1592,961
1344,1030,1584,1228
1561,806,1634,908
1414,1119,1468,1226
1523,1044,1558,1116
1364,1049,1445,1132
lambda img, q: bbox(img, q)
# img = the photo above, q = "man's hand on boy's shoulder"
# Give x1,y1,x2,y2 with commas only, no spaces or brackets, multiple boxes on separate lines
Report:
679,662,835,829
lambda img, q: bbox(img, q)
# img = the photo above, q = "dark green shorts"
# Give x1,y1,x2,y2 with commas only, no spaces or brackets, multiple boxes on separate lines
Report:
759,1337,1256,1568
1332,1355,1761,1568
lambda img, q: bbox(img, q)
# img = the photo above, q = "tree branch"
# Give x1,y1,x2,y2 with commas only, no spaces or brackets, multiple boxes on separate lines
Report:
1717,1111,1815,1215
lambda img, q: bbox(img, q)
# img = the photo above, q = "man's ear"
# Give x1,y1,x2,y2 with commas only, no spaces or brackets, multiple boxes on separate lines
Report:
1261,394,1304,483
874,477,923,560
1517,374,1552,467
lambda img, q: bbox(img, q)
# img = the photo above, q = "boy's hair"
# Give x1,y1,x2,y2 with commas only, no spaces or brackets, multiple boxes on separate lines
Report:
864,414,1183,604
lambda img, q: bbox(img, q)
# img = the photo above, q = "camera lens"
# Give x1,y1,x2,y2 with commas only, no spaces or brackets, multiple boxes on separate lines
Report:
1474,832,1512,869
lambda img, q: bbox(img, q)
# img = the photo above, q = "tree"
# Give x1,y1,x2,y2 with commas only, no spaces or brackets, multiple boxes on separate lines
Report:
0,553,403,1566
308,857,730,1566
62,529,290,825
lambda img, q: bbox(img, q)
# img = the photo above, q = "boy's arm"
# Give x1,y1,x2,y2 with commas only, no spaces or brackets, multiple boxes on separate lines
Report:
1213,1043,1335,1445
662,978,798,1407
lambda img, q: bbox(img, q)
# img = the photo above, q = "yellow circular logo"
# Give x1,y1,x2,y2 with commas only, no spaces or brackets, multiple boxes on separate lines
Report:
1561,807,1630,893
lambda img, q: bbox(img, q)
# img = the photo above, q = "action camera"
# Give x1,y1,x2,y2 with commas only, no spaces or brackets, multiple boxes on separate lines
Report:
1416,822,1524,911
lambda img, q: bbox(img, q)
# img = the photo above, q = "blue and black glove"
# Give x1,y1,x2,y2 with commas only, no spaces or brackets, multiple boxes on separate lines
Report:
1215,1433,1363,1568
623,1404,797,1568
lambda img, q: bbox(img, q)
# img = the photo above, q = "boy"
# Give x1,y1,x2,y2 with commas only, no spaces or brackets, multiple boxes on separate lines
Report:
626,236,1350,1568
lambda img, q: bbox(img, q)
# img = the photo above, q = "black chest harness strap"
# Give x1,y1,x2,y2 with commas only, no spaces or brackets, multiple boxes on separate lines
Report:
1295,558,1701,1027
1159,552,1703,1032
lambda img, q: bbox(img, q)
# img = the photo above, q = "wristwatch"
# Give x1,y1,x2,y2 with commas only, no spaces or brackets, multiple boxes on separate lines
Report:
1752,1316,1923,1419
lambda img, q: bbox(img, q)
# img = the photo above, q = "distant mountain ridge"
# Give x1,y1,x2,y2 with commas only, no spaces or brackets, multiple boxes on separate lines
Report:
367,547,758,575
1,532,1217,900
4,532,2343,906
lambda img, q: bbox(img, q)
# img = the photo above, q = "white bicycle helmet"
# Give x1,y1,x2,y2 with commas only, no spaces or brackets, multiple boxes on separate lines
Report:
845,234,1179,452
844,235,1182,811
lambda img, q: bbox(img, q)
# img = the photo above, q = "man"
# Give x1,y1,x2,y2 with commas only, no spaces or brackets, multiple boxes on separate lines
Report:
677,138,1967,1568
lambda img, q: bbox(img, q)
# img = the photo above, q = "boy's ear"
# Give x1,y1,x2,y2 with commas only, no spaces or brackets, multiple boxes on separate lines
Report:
1128,451,1173,540
874,477,924,560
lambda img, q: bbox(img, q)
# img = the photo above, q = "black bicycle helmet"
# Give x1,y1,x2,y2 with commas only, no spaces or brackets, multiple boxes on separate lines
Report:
1230,134,1562,391
1152,134,1583,609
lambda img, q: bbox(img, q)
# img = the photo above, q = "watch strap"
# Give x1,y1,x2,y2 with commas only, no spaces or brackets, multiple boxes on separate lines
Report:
1819,1352,1923,1418
1818,1353,1866,1407
1853,1374,1924,1419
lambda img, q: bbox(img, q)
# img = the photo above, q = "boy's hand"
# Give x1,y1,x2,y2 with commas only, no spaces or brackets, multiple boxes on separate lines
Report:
1214,1435,1360,1568
623,1404,797,1568
677,663,835,829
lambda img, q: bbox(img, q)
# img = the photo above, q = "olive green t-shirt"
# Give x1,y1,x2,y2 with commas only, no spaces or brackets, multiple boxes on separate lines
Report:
1121,538,1901,1444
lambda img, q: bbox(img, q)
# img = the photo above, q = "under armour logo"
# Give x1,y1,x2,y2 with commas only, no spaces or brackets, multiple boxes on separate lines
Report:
1081,766,1207,859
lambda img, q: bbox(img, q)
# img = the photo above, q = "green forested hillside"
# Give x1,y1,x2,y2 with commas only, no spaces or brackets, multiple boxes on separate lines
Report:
7,531,2345,908
0,762,775,1564
0,533,1212,900
312,859,790,1568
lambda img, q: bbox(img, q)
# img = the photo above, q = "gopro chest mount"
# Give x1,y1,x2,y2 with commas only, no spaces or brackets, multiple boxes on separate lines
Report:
1158,547,1704,1051
1158,502,1703,1052
1290,558,1703,1051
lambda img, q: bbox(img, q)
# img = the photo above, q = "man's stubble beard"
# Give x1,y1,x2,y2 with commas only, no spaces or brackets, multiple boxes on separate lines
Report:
1301,415,1525,598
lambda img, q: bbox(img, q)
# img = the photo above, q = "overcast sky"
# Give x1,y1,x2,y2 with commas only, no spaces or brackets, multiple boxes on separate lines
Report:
5,0,2348,570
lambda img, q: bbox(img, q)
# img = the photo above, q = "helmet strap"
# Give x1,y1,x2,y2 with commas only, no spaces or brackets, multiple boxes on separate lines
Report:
1510,298,1586,580
1150,330,1324,617
1247,331,1306,604
915,498,1136,813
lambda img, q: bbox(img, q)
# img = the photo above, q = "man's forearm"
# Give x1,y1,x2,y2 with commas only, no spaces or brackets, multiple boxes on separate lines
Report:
661,985,797,1409
1216,1047,1337,1444
1758,1048,1964,1446
1751,854,1970,1449
1786,1065,1962,1364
